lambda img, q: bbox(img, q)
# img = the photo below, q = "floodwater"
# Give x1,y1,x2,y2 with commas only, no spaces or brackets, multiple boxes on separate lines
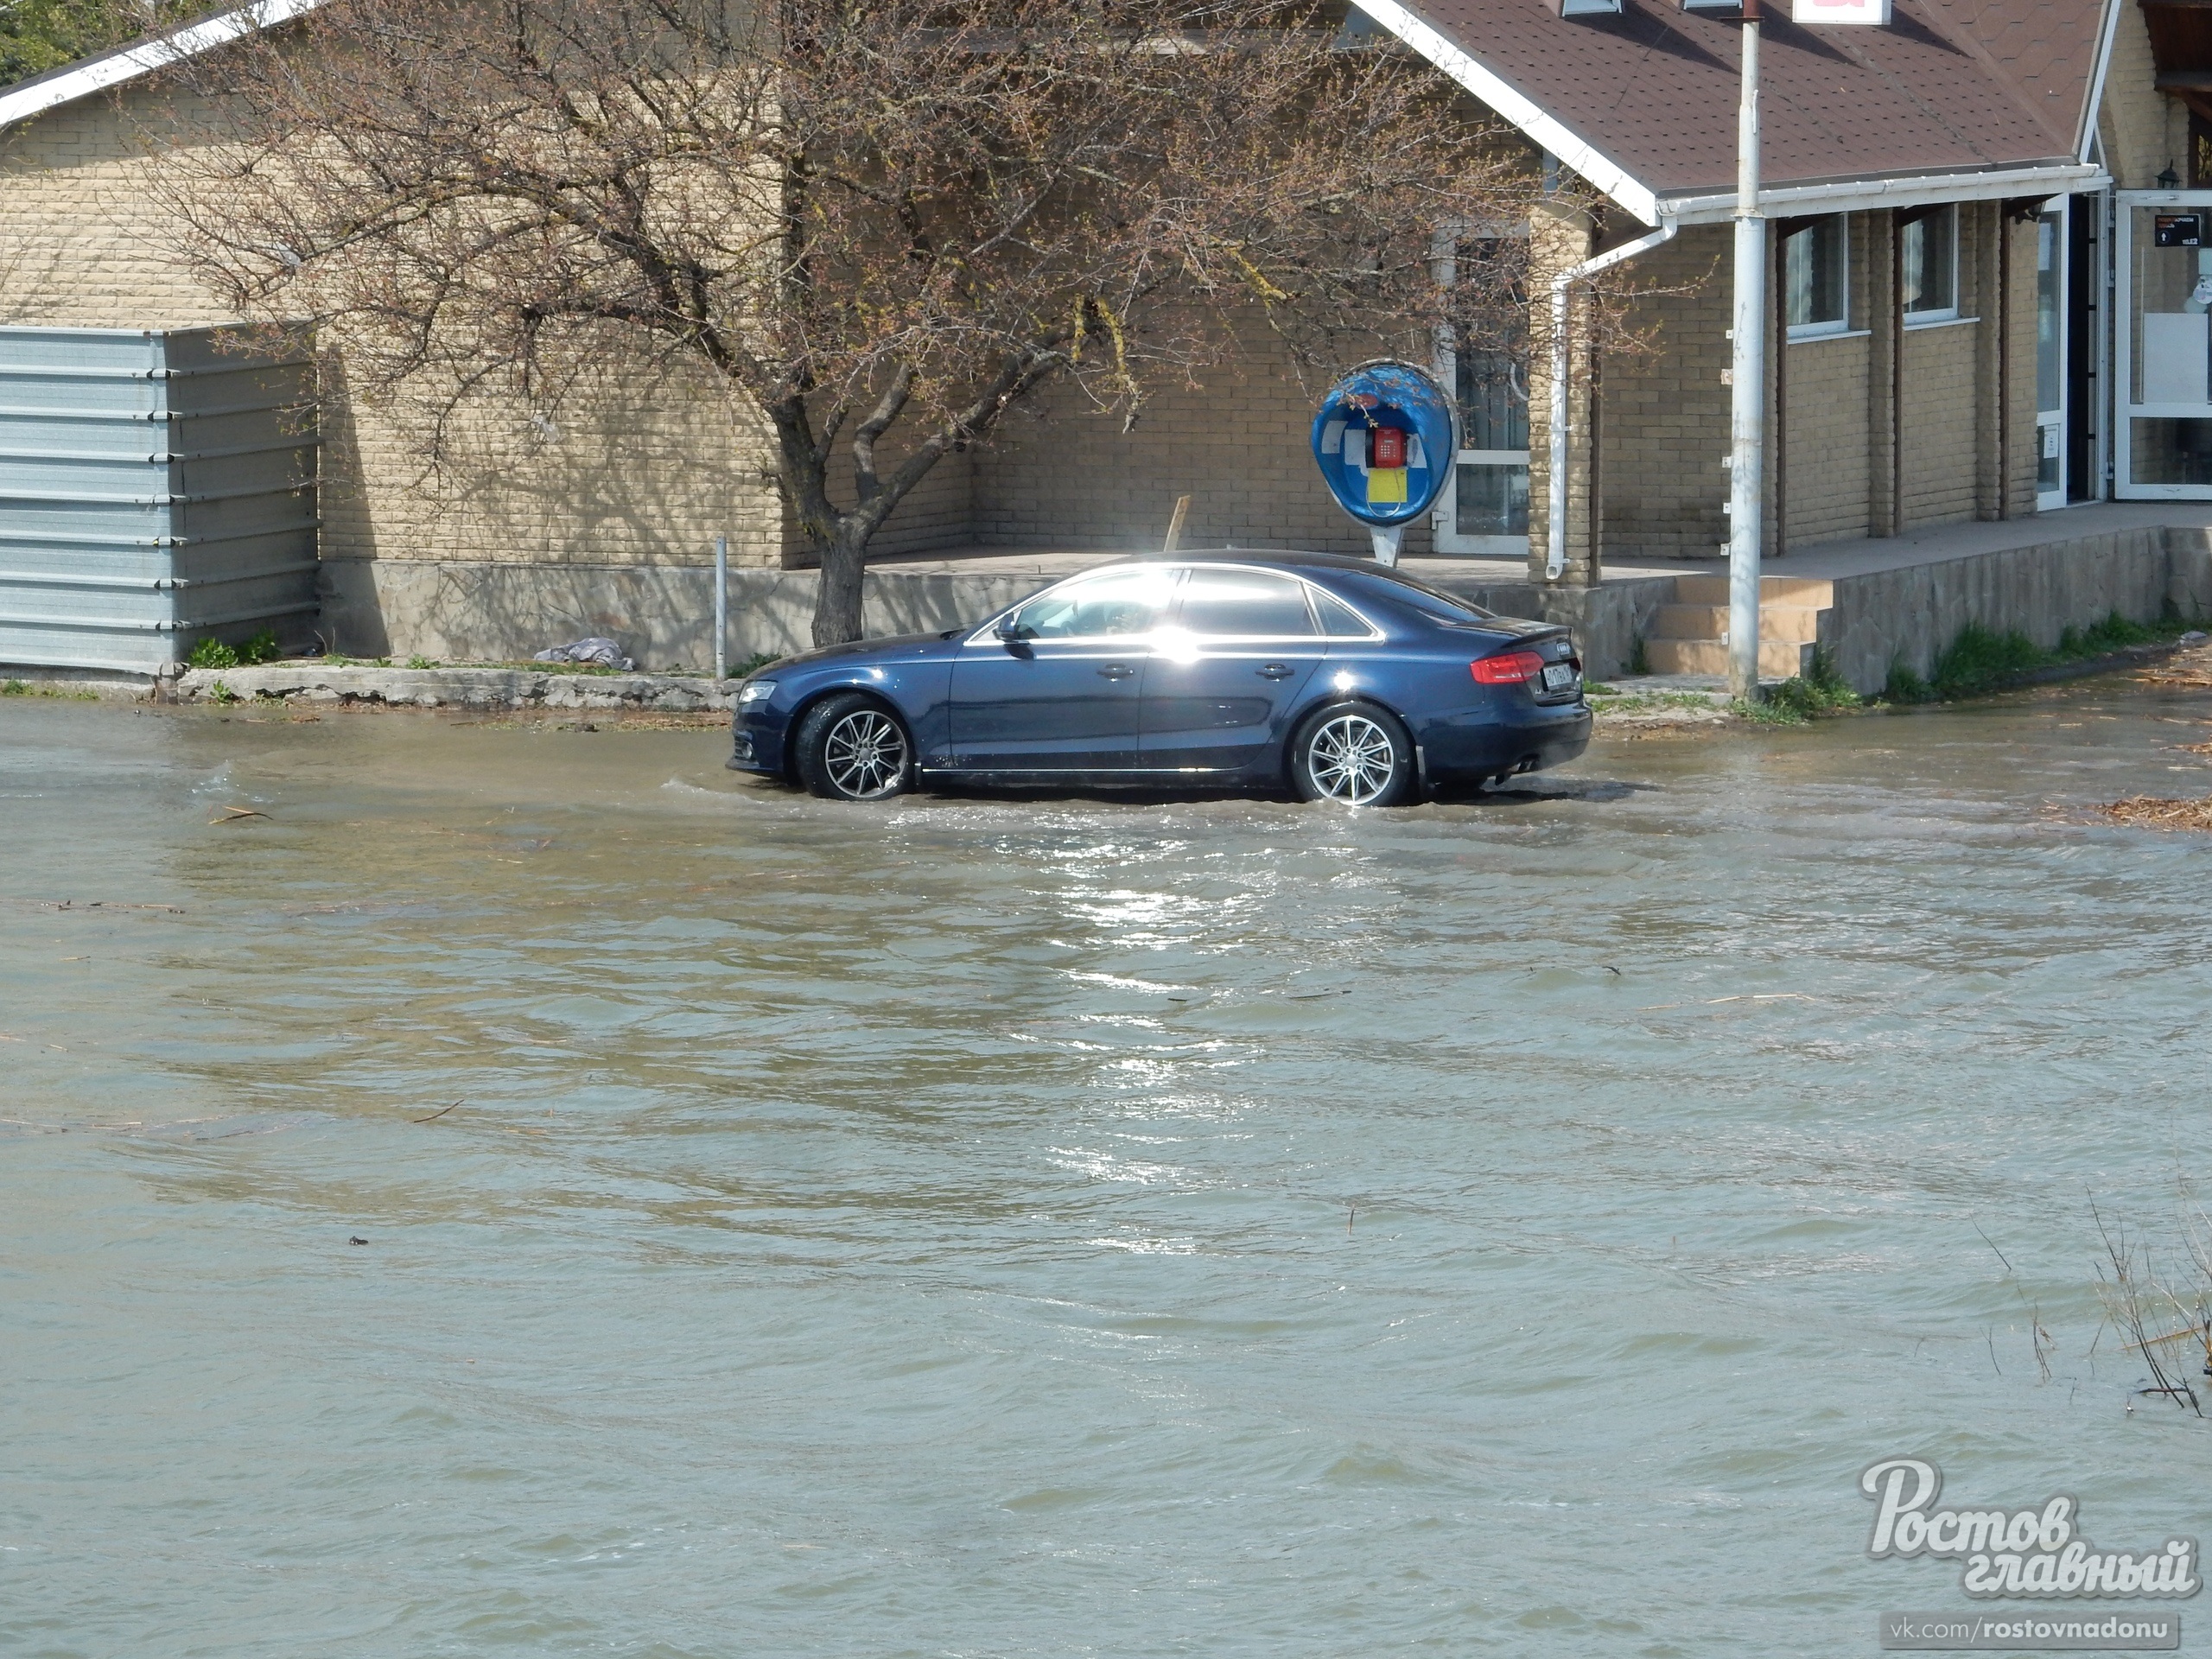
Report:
5,681,2212,1658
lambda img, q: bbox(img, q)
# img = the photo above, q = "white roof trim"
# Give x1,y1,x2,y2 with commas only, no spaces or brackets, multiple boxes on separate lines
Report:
2081,0,2123,165
1659,161,2109,225
1351,0,1662,226
0,0,328,130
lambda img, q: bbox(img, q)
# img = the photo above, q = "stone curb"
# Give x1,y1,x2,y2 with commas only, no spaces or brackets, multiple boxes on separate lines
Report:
172,663,735,712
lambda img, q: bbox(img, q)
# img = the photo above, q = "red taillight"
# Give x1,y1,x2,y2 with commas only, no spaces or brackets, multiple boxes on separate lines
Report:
1471,650,1545,684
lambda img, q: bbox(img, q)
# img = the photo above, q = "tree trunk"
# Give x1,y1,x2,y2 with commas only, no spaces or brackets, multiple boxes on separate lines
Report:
811,524,868,646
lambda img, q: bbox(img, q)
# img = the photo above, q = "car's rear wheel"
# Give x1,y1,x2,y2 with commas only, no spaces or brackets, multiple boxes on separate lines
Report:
1288,702,1416,807
794,694,912,801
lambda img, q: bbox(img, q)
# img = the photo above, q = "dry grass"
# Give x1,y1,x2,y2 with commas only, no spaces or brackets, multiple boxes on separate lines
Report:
2098,794,2212,831
2143,648,2212,690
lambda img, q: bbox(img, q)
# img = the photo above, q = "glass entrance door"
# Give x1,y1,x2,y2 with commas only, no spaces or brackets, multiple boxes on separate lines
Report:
1433,337,1531,556
2117,191,2212,497
1431,232,1531,559
2036,200,2067,510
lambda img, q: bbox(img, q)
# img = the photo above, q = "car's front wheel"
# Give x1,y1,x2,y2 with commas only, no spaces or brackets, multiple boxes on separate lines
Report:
1288,702,1416,807
794,693,912,801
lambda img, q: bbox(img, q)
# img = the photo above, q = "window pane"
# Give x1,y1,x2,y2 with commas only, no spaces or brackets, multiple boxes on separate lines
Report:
1350,570,1496,623
1784,216,1845,328
1312,589,1373,638
1452,238,1529,452
1903,208,1955,315
1176,569,1317,637
2129,417,2212,485
1456,343,1529,451
1455,461,1529,536
1013,569,1173,639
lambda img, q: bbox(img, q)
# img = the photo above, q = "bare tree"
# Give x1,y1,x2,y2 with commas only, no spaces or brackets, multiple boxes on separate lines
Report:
159,0,1576,645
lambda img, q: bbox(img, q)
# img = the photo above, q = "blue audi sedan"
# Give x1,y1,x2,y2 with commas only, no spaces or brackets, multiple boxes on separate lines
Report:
728,551,1590,805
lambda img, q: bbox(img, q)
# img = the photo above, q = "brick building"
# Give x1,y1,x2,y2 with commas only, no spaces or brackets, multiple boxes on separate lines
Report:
0,0,2204,670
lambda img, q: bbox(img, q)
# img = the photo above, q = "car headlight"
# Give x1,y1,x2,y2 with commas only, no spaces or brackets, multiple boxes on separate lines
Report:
736,679,777,706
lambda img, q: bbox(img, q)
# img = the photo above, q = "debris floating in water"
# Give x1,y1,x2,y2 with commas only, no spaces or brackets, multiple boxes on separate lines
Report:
2098,794,2212,831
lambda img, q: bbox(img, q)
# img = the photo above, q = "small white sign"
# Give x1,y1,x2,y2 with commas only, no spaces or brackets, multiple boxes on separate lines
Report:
1795,0,1891,22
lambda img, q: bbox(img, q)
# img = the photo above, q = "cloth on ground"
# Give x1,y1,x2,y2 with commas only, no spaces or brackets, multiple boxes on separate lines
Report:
533,638,634,671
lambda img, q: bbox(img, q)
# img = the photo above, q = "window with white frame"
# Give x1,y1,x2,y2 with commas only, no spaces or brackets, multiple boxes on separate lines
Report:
1783,214,1848,338
1433,229,1531,556
1901,205,1959,321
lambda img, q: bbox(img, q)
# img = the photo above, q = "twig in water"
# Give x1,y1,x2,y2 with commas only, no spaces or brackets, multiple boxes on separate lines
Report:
412,1101,461,1123
212,806,269,823
1972,1217,2012,1274
1986,1327,2003,1376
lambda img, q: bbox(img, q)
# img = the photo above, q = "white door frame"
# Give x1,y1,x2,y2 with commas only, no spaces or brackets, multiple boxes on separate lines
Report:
2035,197,2068,512
2115,189,2212,499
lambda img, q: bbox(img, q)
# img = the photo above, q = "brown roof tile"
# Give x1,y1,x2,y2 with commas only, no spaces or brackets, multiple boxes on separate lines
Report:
1406,0,2102,198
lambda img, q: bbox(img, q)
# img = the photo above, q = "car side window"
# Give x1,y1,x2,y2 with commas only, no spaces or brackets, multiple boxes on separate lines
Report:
1175,569,1319,638
1008,569,1175,640
1311,588,1375,639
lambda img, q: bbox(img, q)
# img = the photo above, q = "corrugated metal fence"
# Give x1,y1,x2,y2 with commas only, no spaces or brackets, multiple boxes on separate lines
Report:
0,325,319,674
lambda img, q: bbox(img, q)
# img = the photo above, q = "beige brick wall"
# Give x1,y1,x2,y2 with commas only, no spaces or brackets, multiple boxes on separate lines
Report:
1897,321,1981,526
969,316,1436,557
0,86,791,570
1596,224,1731,561
1781,332,1872,546
2100,1,2188,191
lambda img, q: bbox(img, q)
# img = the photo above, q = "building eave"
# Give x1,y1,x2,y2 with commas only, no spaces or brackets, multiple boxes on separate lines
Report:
1351,0,1664,226
2082,0,2124,164
0,0,328,131
1657,161,2110,225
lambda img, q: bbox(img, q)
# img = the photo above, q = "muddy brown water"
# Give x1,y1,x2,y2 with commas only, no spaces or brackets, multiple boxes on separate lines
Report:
6,683,2212,1656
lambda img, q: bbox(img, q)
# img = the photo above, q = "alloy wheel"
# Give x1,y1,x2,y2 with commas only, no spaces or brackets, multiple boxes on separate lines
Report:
1306,714,1398,804
822,709,907,798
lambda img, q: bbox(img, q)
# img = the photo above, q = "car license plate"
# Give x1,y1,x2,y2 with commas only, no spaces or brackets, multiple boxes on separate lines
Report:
1541,662,1576,692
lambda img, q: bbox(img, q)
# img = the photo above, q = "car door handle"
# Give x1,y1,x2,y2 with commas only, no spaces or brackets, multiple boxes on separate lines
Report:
1257,663,1295,680
1097,663,1135,681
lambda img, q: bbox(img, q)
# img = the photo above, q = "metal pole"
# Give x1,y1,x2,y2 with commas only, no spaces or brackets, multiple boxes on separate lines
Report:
1726,1,1766,701
713,534,728,682
1548,270,1573,582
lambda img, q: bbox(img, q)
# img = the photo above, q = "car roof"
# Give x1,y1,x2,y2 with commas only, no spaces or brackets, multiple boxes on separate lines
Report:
1113,548,1379,572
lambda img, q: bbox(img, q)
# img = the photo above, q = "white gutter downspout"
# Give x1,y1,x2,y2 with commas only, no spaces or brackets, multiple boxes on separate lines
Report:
1545,219,1677,581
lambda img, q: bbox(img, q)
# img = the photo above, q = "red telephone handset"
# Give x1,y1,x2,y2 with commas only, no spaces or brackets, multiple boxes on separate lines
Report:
1370,427,1407,469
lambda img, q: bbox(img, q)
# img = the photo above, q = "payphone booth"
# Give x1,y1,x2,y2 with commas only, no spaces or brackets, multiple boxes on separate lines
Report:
2118,194,2212,497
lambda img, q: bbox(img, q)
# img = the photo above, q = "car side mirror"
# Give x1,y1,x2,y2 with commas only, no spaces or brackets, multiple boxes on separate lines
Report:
993,620,1021,641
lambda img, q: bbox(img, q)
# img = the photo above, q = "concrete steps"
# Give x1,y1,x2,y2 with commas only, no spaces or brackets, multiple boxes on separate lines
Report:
1644,575,1835,680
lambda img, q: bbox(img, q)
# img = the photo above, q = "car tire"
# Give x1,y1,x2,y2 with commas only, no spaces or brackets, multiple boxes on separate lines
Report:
1287,702,1417,807
793,693,913,801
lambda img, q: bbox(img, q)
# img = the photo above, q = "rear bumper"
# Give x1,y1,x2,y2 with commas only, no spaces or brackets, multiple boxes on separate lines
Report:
1415,699,1591,779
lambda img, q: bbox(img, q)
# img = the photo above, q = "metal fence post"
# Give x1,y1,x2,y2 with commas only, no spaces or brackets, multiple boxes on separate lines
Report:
713,535,728,681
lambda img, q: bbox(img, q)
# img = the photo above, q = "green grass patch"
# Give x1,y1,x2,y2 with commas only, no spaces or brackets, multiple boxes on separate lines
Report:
1765,647,1863,721
732,651,784,679
1885,608,2202,703
1,679,24,696
1589,689,1725,714
186,627,283,671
